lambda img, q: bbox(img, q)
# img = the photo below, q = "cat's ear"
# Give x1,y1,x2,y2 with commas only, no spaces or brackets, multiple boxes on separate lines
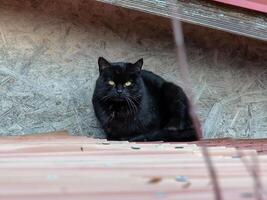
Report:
98,57,111,73
133,58,143,73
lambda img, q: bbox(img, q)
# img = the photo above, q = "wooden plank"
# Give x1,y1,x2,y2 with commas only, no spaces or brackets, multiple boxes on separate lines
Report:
95,0,267,41
0,133,266,200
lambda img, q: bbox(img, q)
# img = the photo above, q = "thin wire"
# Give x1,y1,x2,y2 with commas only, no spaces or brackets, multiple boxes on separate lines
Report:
170,2,222,200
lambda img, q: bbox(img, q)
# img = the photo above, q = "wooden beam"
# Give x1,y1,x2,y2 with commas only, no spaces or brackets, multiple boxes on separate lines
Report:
96,0,267,41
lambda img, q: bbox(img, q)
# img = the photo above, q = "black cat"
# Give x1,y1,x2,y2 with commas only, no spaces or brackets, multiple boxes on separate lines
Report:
92,57,198,141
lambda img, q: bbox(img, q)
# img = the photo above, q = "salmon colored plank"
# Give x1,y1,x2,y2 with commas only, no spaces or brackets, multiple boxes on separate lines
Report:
0,133,266,200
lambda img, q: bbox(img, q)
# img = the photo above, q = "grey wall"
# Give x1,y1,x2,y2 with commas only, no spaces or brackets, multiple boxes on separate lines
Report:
0,0,266,138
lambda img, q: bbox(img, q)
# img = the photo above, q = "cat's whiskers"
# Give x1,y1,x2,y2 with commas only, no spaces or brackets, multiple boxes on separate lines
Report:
129,95,141,107
126,97,138,116
128,99,136,115
124,97,135,116
130,96,141,105
99,95,112,102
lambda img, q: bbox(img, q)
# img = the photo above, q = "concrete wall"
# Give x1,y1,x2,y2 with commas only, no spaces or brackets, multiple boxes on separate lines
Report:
0,0,266,138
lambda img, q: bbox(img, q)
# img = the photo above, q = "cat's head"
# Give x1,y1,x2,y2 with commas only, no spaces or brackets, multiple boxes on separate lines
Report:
95,57,143,102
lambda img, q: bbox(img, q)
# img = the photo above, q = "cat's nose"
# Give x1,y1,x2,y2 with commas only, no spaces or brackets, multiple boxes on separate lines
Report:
116,85,123,94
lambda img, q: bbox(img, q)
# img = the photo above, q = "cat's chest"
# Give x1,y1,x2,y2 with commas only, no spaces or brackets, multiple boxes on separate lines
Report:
106,105,159,133
107,104,129,117
106,115,143,137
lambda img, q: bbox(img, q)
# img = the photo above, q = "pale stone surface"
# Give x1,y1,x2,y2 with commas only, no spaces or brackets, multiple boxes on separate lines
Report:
0,0,266,138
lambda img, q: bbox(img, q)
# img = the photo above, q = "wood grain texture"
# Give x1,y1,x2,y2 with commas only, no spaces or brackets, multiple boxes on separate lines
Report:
0,133,266,200
97,0,267,41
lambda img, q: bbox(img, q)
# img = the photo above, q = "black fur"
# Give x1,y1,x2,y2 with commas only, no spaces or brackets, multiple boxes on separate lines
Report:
92,57,198,141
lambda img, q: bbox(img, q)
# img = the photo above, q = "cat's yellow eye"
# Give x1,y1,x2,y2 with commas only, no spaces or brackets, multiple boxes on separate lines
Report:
124,81,132,87
108,80,115,86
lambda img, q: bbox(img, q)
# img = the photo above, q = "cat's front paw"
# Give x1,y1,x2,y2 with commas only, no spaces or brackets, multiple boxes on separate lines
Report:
165,126,178,132
129,135,148,142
